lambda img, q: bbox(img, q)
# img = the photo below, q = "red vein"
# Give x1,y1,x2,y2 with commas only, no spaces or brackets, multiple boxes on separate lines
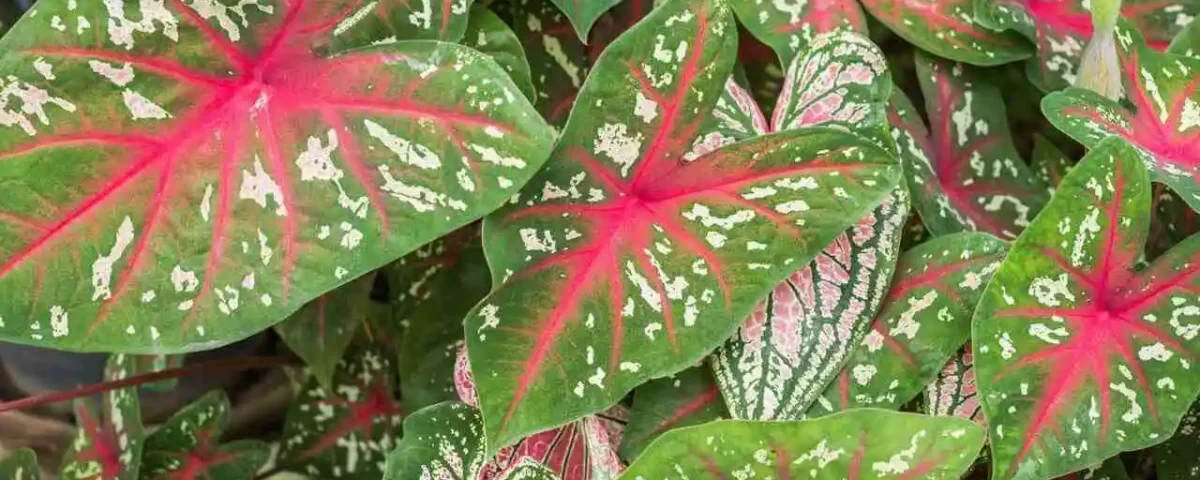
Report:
0,133,157,161
631,385,720,443
309,98,514,131
885,256,994,304
256,111,298,299
321,110,391,233
24,48,235,87
166,0,253,72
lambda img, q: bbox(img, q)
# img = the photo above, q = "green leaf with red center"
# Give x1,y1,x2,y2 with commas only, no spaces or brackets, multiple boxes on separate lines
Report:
803,232,1006,417
975,0,1199,91
141,390,270,480
712,189,908,420
1169,19,1200,58
548,0,622,42
729,0,868,63
393,225,491,411
385,399,626,480
1031,133,1075,196
973,137,1200,480
275,272,375,390
0,449,41,480
464,5,536,100
892,52,1048,239
620,409,985,480
0,0,554,353
925,345,985,424
60,355,144,480
620,365,729,460
1154,399,1200,480
1043,24,1200,212
278,346,404,480
858,0,1032,66
465,0,902,450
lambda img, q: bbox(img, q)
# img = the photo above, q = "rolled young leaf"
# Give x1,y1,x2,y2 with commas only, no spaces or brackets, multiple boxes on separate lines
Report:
620,409,986,480
973,137,1200,479
466,0,902,451
0,0,554,352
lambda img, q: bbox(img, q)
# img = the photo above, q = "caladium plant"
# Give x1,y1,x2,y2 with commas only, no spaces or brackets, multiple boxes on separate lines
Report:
0,449,39,480
141,391,270,480
973,137,1200,480
0,0,554,352
59,355,144,480
729,0,868,63
465,0,901,450
619,365,728,460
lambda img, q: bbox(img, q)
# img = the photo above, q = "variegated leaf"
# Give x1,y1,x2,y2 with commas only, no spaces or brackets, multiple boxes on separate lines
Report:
973,137,1200,480
0,449,41,480
713,190,907,420
925,345,984,423
465,5,536,100
394,225,491,412
1042,24,1200,212
60,355,144,480
620,365,728,460
1058,456,1132,480
805,232,1006,416
1031,133,1075,196
0,0,553,352
548,0,623,42
975,0,1199,91
275,272,375,389
512,0,591,126
142,390,270,480
1169,18,1200,58
278,346,404,480
1149,186,1200,260
729,0,868,63
859,0,1033,66
892,53,1048,239
620,409,986,480
467,0,900,450
1154,399,1200,480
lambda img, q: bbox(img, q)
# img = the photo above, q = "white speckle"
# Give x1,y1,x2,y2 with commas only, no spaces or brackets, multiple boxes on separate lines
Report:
594,123,643,177
122,90,171,120
1138,343,1174,361
634,92,658,123
33,58,56,80
91,216,136,301
239,158,287,216
50,306,69,338
88,60,134,86
364,120,441,169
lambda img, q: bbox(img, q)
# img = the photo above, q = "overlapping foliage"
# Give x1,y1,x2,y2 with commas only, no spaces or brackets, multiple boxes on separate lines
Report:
0,1,1198,480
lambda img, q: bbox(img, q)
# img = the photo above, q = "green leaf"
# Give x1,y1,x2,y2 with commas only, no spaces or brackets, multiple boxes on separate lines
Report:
275,272,375,390
384,401,623,479
512,0,591,127
973,137,1200,480
130,353,185,392
620,409,985,479
712,190,908,420
1155,399,1200,480
464,5,536,100
1066,456,1132,480
549,0,623,42
60,355,144,480
278,346,404,480
1168,19,1200,58
467,0,902,451
893,53,1048,239
975,0,1198,91
393,225,491,412
1042,24,1200,212
0,449,41,480
142,391,269,480
729,0,868,63
1031,134,1075,196
805,232,1007,417
0,0,554,352
859,0,1032,66
620,365,728,460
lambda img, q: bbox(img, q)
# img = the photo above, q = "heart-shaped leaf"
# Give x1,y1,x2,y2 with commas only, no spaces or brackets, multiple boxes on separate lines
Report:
548,0,623,42
859,0,1032,66
893,52,1048,239
60,355,144,480
384,401,625,480
729,0,868,63
805,232,1006,416
1043,25,1200,212
1154,399,1200,480
278,346,404,480
975,0,1199,91
620,409,985,480
142,390,270,480
925,345,985,423
0,0,554,352
712,190,908,420
620,365,728,460
0,449,41,480
465,5,536,100
275,272,376,390
393,225,491,412
973,137,1200,480
466,0,902,450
